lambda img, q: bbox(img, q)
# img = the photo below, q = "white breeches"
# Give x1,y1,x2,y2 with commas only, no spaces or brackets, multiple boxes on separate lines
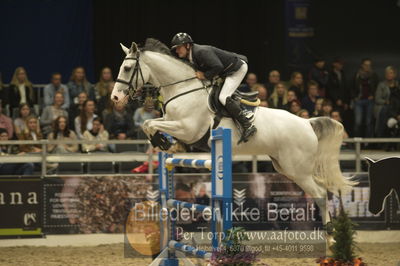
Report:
218,60,248,105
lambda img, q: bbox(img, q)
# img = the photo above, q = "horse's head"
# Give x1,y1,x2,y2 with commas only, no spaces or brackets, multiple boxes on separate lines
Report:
111,42,150,104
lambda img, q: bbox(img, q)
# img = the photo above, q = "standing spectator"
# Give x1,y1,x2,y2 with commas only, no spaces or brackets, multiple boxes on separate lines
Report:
0,128,34,175
43,73,70,110
288,100,302,115
251,83,268,107
47,116,78,154
18,116,42,153
237,73,257,93
321,99,333,117
301,81,321,114
288,71,305,99
4,67,35,113
69,92,88,129
67,66,95,105
0,102,13,138
268,82,287,109
375,66,398,137
94,67,115,101
82,117,109,152
14,103,34,135
308,58,329,97
352,58,379,137
40,92,68,136
386,80,400,136
74,100,97,139
327,57,349,108
105,103,135,139
265,70,281,96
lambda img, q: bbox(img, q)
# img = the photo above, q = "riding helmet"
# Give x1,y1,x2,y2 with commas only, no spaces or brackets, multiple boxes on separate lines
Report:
171,32,193,50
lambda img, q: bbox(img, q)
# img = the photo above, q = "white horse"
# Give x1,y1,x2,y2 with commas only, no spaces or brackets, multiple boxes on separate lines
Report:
111,39,356,240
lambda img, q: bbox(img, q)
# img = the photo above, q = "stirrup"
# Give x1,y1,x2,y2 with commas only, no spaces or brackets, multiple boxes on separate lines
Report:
238,125,257,144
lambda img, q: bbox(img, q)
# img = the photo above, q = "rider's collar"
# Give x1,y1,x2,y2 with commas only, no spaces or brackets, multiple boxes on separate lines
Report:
188,47,193,64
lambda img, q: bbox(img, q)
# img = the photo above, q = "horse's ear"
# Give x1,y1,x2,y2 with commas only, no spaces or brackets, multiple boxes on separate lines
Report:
129,42,138,54
120,43,129,55
365,157,375,166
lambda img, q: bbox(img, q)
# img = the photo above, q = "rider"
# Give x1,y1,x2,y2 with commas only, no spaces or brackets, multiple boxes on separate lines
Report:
170,32,257,142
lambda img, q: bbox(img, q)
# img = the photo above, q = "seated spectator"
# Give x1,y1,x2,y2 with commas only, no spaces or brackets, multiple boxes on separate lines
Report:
95,67,115,101
74,100,97,139
97,82,114,119
301,80,321,114
18,116,42,153
47,116,78,154
40,92,68,136
69,92,88,130
352,58,379,138
298,109,310,119
0,128,34,175
105,102,135,139
331,110,349,139
312,98,324,117
0,101,13,138
308,57,328,97
251,83,268,107
268,82,287,109
265,70,281,96
67,66,95,105
134,99,160,128
288,72,305,99
238,73,257,92
14,103,33,135
321,99,333,117
3,67,35,113
43,72,70,110
375,66,398,137
283,90,297,110
288,100,302,115
82,117,109,152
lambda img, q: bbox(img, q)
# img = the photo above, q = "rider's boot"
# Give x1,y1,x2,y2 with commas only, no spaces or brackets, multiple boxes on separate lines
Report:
225,96,257,143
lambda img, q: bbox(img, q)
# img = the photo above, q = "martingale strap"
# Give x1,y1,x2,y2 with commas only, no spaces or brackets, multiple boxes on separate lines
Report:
162,85,211,113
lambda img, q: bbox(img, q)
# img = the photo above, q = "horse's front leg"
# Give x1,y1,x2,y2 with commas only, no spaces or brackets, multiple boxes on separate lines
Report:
142,118,184,151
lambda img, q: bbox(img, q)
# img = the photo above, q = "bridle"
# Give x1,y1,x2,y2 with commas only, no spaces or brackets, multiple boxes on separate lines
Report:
115,51,211,110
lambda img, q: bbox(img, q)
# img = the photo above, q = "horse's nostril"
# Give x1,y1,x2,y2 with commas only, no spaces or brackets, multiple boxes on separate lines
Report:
113,95,119,101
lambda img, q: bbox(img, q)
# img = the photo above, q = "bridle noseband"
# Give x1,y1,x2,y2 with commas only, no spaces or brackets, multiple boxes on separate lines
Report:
115,53,145,100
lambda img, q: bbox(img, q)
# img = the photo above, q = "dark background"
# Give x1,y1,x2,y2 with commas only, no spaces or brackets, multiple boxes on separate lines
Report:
0,0,399,84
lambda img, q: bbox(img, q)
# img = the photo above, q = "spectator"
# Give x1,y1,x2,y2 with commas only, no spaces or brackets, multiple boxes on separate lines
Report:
97,82,114,119
327,57,349,108
375,66,398,137
283,90,297,110
67,66,95,105
268,82,287,109
18,116,42,153
13,103,32,135
321,99,333,117
386,80,400,139
4,67,35,113
133,99,160,128
298,109,310,119
47,116,78,154
82,117,109,152
312,98,324,117
331,110,349,139
43,73,70,110
288,71,305,99
105,102,135,139
308,58,329,97
0,128,34,175
352,58,379,137
74,100,97,139
288,100,302,115
265,70,280,96
40,92,68,136
301,80,320,114
94,67,115,101
0,101,13,138
237,72,257,93
69,91,88,130
251,83,268,107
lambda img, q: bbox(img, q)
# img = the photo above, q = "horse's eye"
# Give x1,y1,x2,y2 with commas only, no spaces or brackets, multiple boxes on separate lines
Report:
124,66,131,72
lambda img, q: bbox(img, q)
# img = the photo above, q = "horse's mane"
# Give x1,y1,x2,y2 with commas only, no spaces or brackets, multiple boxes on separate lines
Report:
141,38,194,70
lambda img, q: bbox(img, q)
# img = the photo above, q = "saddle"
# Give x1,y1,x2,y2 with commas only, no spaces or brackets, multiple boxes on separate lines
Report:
208,77,260,127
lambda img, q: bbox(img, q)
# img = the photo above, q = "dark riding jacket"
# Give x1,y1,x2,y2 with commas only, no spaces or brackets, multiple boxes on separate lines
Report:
190,44,247,80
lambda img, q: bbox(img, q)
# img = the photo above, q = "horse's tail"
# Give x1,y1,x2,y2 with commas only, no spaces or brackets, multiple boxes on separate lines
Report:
309,117,357,195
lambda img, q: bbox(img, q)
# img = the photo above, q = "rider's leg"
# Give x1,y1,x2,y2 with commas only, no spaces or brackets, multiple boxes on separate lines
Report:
219,61,256,143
